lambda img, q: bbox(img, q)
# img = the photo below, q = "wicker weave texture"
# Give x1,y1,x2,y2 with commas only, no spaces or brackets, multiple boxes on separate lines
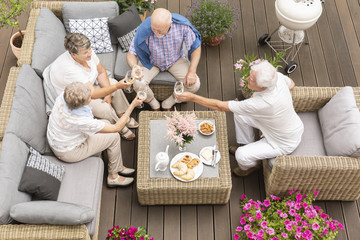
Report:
264,86,360,200
137,111,232,205
0,224,91,240
0,67,20,140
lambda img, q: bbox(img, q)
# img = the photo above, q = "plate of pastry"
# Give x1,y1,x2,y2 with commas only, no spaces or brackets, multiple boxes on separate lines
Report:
198,120,215,135
170,152,203,182
199,146,221,166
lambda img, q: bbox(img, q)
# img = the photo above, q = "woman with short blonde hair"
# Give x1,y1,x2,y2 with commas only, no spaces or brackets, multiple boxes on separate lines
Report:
48,82,144,187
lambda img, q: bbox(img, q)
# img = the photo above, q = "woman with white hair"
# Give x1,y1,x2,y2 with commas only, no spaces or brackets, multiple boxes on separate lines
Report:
176,60,304,176
47,82,143,186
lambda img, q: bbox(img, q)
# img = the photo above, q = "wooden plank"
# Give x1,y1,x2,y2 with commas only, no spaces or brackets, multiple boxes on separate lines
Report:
194,46,208,111
326,201,348,240
180,206,197,240
316,4,344,87
214,204,231,239
197,205,214,240
335,0,360,85
164,206,181,240
252,0,269,57
341,201,360,239
148,206,164,240
99,181,117,238
306,24,331,86
346,0,360,42
241,0,259,53
297,37,317,86
325,0,357,86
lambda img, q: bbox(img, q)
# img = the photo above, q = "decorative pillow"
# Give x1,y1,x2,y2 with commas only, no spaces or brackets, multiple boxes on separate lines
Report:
318,87,360,157
31,8,67,77
10,201,95,225
108,4,142,52
69,17,113,54
18,147,65,200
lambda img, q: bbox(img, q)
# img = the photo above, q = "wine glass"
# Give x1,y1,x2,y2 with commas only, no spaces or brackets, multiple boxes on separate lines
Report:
136,90,147,109
124,70,134,93
174,81,184,103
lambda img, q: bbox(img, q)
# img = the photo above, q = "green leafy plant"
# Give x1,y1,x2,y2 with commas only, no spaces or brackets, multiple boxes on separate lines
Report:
234,190,344,240
234,51,284,98
0,0,32,46
112,0,158,15
106,225,153,240
186,0,240,43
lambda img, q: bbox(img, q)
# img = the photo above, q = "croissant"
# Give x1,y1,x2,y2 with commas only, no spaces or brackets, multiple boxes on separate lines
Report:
180,169,195,180
173,162,188,176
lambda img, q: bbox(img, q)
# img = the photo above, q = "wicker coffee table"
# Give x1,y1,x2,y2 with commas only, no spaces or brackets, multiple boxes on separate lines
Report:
136,111,232,205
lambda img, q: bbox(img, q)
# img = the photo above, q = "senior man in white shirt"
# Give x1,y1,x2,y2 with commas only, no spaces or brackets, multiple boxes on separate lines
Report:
176,60,304,176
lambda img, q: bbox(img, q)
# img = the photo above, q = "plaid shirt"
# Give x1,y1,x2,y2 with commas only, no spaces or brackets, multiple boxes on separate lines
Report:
129,23,196,71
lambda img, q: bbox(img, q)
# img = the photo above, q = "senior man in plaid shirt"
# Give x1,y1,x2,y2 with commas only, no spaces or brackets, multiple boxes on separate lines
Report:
126,8,202,111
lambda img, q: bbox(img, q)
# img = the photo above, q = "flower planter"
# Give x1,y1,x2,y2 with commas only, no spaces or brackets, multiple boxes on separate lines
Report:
10,30,25,59
204,33,224,47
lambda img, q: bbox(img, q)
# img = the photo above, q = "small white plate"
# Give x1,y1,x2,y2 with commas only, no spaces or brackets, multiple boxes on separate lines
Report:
198,120,215,136
170,152,203,182
199,146,221,166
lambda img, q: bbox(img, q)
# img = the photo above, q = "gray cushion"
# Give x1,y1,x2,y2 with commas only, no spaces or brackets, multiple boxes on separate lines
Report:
5,65,48,154
114,46,177,85
318,87,360,157
18,148,65,201
0,133,31,224
108,4,142,52
62,1,119,45
31,8,67,77
97,45,117,76
47,156,104,237
268,112,326,170
10,201,94,225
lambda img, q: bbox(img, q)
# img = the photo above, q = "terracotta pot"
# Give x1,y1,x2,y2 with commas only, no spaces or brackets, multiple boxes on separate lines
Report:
10,30,25,59
139,11,147,22
204,33,225,47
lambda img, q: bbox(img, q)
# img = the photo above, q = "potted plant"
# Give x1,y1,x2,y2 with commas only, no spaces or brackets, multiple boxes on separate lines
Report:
106,225,154,240
186,0,240,46
0,0,32,58
234,51,285,98
112,0,158,21
234,190,344,240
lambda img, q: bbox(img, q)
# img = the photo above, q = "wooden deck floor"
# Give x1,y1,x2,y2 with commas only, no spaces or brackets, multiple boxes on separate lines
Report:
1,0,360,239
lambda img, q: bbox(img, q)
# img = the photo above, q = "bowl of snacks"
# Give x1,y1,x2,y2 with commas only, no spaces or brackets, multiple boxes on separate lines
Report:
198,120,215,135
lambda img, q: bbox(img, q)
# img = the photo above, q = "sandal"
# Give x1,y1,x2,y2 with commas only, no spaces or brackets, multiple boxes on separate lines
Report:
126,117,139,128
107,175,134,187
120,126,136,140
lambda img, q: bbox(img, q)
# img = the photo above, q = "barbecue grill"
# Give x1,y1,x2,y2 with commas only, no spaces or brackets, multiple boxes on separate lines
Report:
258,0,323,73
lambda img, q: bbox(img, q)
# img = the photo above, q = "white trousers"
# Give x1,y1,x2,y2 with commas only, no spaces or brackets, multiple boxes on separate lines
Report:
233,114,294,170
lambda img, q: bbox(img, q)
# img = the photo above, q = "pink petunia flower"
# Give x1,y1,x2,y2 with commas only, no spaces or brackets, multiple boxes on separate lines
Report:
243,203,252,211
236,226,243,232
234,234,240,240
256,210,262,220
312,222,320,231
281,233,289,238
241,194,246,200
263,199,271,207
260,221,268,229
266,228,275,235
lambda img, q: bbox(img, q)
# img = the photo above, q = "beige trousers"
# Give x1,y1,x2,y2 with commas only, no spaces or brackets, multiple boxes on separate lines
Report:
51,132,123,175
90,78,130,124
133,57,201,102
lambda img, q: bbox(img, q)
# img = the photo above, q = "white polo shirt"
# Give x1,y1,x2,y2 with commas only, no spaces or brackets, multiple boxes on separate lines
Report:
228,72,304,149
50,49,100,95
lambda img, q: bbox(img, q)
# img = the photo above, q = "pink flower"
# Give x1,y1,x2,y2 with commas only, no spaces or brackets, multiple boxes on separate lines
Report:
234,234,240,240
286,224,293,231
280,213,288,218
270,195,281,200
247,232,254,238
277,210,282,215
256,210,262,220
240,216,246,225
272,237,279,240
289,190,297,195
295,216,302,222
244,224,251,232
260,221,268,229
266,228,275,235
263,199,271,207
323,227,328,235
320,213,329,220
314,189,318,196
312,222,320,231
236,226,243,232
294,203,301,210
241,194,246,200
249,217,255,222
288,209,296,216
257,229,264,237
301,230,313,240
281,233,289,238
296,193,303,202
243,203,252,211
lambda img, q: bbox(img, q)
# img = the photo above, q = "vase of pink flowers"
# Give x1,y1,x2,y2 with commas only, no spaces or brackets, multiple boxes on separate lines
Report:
234,190,344,240
165,110,197,151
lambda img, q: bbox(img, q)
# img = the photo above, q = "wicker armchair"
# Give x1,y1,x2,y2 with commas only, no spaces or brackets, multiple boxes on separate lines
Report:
263,86,360,201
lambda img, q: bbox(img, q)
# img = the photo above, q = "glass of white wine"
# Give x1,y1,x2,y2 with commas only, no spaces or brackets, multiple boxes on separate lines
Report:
124,70,134,93
136,90,147,109
174,81,184,103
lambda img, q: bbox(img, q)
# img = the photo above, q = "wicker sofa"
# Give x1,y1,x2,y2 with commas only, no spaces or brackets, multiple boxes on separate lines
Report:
263,86,360,201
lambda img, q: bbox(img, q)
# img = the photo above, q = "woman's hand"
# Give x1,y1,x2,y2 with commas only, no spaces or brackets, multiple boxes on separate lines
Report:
131,96,144,107
116,79,132,89
175,92,194,102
